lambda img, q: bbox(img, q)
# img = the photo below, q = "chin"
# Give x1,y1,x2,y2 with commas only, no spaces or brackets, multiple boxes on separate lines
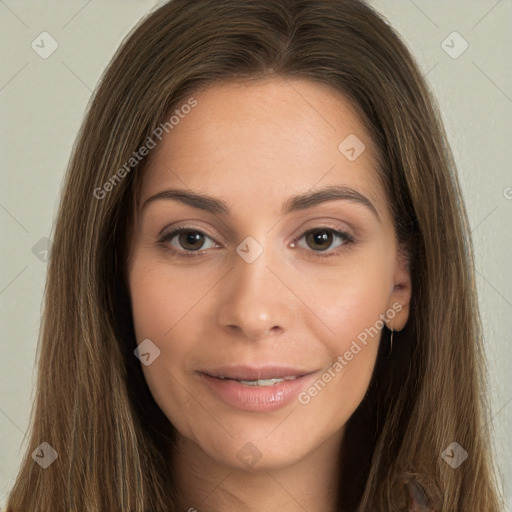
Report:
192,422,316,472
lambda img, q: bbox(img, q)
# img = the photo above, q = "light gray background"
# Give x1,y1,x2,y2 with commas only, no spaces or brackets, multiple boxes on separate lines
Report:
0,0,510,508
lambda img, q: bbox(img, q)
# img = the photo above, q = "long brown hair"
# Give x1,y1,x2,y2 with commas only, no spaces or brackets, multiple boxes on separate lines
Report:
6,0,504,510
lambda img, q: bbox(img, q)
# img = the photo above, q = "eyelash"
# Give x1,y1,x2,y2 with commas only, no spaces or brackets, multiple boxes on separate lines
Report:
158,225,354,259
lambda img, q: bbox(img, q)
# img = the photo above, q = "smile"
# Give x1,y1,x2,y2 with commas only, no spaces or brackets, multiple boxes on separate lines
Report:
216,375,299,386
198,369,318,412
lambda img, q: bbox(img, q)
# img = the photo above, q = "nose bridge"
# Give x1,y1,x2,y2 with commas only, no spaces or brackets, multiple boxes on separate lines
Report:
217,241,295,339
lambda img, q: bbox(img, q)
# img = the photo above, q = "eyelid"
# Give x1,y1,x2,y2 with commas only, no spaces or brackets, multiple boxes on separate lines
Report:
158,225,221,253
292,221,353,242
157,222,355,259
158,221,218,240
290,225,354,258
158,219,354,242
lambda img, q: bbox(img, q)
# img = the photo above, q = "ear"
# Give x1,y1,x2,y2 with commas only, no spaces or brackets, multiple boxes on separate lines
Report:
386,243,412,331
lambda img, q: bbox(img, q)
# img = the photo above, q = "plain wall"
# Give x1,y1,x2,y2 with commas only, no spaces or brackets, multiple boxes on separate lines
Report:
0,0,510,508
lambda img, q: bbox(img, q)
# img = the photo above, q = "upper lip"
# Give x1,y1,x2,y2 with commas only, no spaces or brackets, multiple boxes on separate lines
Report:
200,365,316,381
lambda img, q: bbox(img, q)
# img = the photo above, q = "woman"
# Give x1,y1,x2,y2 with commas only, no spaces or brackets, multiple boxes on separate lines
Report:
5,0,504,510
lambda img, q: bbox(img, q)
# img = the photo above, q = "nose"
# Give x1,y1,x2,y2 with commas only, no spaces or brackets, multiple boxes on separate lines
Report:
217,248,297,341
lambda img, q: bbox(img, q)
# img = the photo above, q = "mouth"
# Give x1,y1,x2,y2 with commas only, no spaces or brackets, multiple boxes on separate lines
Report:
212,375,302,387
204,375,302,387
197,365,319,412
199,365,315,384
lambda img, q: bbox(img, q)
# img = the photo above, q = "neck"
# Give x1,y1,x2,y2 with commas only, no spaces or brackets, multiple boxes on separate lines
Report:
171,430,343,512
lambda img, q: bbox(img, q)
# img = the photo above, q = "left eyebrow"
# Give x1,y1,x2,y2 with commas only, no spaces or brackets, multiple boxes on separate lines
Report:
141,184,380,223
281,185,380,223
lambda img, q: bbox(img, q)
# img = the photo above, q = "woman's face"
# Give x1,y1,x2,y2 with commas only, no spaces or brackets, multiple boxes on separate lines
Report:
127,77,411,471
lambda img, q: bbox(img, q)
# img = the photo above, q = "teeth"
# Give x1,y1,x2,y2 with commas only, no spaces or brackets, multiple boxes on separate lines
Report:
220,376,299,386
241,378,283,386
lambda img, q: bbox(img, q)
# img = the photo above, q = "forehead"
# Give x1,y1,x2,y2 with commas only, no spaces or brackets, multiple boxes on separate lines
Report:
138,77,387,220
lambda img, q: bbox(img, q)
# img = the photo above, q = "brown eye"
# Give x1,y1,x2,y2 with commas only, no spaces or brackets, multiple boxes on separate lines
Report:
293,227,354,258
160,228,218,255
305,230,334,251
177,231,205,251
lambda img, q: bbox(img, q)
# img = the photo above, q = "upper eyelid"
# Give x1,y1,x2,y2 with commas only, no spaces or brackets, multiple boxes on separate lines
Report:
153,207,361,239
159,224,352,247
159,224,218,242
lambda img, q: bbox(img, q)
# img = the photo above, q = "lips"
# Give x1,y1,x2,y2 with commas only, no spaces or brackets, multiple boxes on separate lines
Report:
198,368,319,412
199,364,315,381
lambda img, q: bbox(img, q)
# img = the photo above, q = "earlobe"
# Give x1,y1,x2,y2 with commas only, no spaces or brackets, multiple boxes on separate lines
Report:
386,246,412,331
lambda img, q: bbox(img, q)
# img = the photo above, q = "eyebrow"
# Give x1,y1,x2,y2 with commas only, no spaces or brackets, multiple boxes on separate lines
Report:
141,185,380,223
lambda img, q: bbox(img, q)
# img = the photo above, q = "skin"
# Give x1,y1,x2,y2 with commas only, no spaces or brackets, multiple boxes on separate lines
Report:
126,77,412,511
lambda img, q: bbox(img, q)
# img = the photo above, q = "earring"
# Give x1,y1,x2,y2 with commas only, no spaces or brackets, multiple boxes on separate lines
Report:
386,327,394,359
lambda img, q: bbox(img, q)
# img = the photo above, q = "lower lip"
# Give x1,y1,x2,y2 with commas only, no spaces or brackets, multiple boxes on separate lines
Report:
199,372,317,412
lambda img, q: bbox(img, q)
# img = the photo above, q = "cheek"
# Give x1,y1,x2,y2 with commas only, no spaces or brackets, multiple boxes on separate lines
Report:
128,256,213,342
294,277,388,431
288,251,393,410
128,263,221,409
128,256,217,433
292,251,394,353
